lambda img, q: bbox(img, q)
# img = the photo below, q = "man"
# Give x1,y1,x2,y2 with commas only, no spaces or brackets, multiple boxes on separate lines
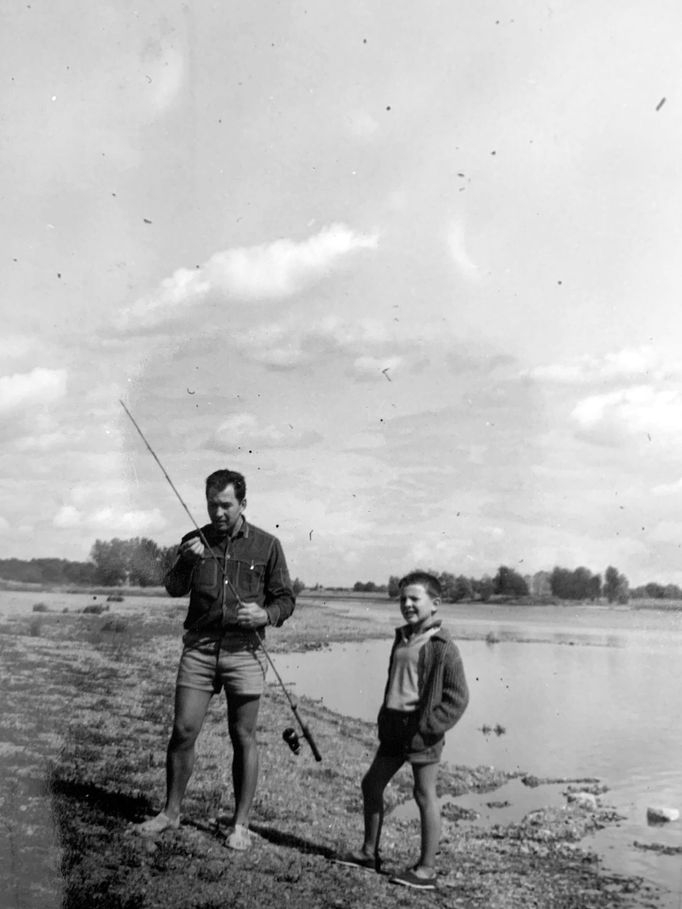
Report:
137,469,295,850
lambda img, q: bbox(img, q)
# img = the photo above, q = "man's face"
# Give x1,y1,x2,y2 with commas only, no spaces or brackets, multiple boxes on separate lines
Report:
206,484,245,536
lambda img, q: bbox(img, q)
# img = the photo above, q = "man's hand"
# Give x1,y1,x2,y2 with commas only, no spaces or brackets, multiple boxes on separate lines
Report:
236,601,268,629
178,538,205,562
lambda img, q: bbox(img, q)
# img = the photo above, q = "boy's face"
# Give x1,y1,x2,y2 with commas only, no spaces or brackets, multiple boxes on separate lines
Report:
399,583,439,629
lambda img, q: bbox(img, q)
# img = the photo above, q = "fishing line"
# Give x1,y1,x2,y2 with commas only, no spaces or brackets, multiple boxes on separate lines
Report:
119,399,322,762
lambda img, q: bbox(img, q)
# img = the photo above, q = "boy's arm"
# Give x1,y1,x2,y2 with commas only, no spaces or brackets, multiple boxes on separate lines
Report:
429,642,469,733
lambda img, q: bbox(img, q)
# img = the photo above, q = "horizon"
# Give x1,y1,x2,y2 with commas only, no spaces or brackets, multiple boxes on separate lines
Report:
4,3,682,589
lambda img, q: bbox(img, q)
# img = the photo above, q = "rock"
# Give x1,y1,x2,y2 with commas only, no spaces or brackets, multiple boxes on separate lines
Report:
566,791,598,810
647,806,679,823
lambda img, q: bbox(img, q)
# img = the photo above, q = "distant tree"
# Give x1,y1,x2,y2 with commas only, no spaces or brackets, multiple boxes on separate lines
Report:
90,539,129,586
587,573,602,601
550,565,601,601
292,578,306,595
128,537,165,587
643,582,666,599
387,575,401,598
438,572,457,602
473,575,494,602
664,583,682,600
604,565,629,604
452,575,473,602
353,581,379,593
493,565,528,597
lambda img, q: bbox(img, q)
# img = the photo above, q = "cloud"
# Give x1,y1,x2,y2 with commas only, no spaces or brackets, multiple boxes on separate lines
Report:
527,346,663,386
115,223,379,331
352,355,403,381
571,384,682,443
0,367,67,413
347,110,380,140
447,221,480,280
53,505,167,534
236,315,393,369
207,413,321,452
0,335,40,364
652,478,682,496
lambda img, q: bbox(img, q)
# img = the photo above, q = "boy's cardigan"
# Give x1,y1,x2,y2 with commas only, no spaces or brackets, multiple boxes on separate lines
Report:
379,623,469,740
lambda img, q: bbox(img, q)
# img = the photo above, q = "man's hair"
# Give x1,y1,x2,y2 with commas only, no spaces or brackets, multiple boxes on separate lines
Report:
205,469,246,502
399,571,442,600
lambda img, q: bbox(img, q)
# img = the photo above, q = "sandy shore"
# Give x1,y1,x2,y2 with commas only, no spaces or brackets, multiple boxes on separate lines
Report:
0,593,666,908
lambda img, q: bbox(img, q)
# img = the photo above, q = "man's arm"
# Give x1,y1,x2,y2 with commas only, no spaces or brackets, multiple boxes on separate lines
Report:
262,537,295,627
164,532,203,597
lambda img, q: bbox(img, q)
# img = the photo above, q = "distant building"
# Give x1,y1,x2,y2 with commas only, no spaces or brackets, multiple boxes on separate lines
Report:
531,571,552,597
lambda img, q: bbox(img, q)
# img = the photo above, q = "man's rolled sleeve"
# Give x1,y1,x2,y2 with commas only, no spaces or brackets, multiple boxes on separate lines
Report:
263,538,295,627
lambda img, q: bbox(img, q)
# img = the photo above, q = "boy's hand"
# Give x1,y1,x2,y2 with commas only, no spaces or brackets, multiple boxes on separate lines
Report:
236,601,268,629
178,538,205,562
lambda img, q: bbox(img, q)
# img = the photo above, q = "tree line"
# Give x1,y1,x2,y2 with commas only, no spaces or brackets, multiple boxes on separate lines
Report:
0,537,305,593
1,539,681,603
380,564,672,605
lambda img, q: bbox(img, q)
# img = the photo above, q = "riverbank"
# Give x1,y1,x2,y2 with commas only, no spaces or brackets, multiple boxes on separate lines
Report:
0,594,666,908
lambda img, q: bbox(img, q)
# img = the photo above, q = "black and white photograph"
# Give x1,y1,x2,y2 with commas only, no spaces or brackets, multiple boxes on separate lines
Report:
1,2,681,906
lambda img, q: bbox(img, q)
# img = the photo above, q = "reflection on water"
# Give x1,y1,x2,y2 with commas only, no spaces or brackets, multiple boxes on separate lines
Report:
275,619,682,906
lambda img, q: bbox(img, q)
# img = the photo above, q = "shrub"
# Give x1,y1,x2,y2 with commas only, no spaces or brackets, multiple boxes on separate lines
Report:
106,594,125,603
102,619,128,633
32,603,49,613
83,603,107,615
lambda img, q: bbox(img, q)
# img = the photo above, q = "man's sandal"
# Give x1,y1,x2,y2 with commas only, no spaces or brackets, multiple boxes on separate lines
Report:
225,824,252,851
135,812,180,836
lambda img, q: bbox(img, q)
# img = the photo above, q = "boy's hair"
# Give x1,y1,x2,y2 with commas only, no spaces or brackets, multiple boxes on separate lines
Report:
399,571,442,600
205,469,246,502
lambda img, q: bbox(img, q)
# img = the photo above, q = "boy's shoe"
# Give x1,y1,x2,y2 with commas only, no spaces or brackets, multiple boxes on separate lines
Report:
135,812,180,836
334,850,382,873
389,868,437,890
225,824,251,851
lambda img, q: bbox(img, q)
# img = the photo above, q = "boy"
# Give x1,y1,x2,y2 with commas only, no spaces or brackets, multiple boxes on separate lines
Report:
336,571,469,890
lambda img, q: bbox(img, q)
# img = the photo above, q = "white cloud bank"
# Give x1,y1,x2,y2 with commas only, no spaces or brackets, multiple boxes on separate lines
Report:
115,223,379,331
527,346,663,386
53,505,166,534
571,385,682,440
208,413,321,452
0,367,67,413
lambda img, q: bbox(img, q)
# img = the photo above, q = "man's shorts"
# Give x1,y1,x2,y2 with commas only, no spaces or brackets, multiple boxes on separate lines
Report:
177,632,267,697
377,708,445,765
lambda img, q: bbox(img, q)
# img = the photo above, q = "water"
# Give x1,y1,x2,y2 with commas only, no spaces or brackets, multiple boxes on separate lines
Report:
275,608,682,906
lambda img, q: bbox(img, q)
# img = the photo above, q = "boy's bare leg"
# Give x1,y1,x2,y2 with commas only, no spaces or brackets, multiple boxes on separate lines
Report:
165,686,213,819
226,694,261,827
412,761,440,874
360,751,404,857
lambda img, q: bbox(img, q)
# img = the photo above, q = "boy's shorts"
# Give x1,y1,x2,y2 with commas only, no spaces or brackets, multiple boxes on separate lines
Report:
377,708,444,765
177,632,267,697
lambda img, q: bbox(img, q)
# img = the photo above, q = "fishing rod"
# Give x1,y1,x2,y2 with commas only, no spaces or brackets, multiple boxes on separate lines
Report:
119,399,322,763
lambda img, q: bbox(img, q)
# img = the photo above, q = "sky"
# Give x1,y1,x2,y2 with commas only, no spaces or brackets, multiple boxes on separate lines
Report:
2,0,682,588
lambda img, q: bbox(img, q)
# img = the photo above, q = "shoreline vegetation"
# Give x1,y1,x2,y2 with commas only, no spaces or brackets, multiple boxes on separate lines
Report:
0,592,669,908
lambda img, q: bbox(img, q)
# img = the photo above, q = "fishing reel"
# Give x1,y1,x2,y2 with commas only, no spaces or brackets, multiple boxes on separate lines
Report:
282,727,301,755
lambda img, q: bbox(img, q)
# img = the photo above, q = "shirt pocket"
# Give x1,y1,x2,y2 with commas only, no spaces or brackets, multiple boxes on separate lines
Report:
236,558,266,599
194,557,219,593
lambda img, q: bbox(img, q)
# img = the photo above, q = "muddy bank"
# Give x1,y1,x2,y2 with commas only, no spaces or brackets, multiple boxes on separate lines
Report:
0,598,666,908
